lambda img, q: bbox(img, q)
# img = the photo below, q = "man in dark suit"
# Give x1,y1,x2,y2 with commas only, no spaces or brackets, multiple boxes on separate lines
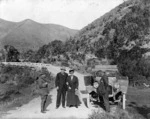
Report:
37,74,49,113
55,67,68,108
97,71,110,112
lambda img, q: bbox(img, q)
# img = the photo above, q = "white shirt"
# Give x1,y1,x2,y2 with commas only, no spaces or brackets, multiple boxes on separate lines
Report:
71,75,74,81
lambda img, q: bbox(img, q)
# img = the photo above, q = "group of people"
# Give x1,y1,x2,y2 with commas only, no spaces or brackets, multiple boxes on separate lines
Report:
55,67,81,109
37,67,80,113
36,66,110,113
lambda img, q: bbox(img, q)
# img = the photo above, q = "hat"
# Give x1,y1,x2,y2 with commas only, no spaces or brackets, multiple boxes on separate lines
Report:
60,66,66,71
39,74,46,78
69,69,74,73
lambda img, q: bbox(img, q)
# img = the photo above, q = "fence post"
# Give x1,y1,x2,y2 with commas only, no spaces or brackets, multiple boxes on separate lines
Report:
123,92,126,109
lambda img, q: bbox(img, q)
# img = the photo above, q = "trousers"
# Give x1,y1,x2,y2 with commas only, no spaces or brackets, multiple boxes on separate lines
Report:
41,95,48,111
102,93,110,112
56,89,66,107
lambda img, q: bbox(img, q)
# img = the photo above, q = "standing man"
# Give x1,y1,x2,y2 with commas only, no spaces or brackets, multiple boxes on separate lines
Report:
37,74,49,113
55,67,68,109
97,71,110,112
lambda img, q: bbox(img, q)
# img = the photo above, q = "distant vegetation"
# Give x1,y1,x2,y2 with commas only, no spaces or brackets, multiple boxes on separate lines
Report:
21,0,150,86
0,0,150,86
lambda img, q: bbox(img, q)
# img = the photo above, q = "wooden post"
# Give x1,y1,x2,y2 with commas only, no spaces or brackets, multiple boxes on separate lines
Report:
87,94,91,108
123,92,126,109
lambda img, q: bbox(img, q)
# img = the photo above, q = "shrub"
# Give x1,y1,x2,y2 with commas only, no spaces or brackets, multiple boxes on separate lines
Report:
0,64,54,102
117,52,150,86
117,58,138,79
61,60,69,67
137,57,150,78
88,109,132,119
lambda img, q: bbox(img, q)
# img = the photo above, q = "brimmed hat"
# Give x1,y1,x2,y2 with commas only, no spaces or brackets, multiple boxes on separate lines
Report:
69,69,74,73
39,73,46,78
60,66,66,71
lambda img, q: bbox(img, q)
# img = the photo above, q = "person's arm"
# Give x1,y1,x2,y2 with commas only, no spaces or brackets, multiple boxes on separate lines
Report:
75,76,79,90
103,76,109,90
45,75,51,83
65,73,68,84
55,73,59,88
38,79,47,88
66,76,71,89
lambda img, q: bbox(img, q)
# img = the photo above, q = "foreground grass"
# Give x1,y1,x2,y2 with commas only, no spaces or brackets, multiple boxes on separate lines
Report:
0,64,55,118
0,83,55,118
126,87,150,119
0,85,38,117
88,87,150,119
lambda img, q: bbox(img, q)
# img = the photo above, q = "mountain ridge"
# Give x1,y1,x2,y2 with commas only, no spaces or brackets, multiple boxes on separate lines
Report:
0,18,78,52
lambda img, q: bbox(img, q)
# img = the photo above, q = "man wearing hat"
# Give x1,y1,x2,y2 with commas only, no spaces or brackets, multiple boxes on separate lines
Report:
55,66,68,108
37,74,49,113
97,71,110,112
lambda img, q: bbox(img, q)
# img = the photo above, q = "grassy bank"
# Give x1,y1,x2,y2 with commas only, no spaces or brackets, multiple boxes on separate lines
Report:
88,86,150,119
126,87,150,119
0,64,55,117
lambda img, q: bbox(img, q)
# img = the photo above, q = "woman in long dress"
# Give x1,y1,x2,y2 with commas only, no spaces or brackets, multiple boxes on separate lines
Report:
66,69,80,108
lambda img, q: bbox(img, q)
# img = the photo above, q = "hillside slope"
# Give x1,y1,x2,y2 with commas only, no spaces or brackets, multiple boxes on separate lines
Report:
73,0,150,56
0,19,78,52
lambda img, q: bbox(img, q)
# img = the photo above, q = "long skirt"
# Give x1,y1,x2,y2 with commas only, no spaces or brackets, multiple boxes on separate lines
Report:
66,90,80,106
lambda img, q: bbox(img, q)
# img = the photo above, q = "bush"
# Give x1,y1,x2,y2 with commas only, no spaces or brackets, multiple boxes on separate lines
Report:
137,57,150,78
61,60,69,67
0,64,54,102
117,56,150,86
88,109,132,119
117,58,137,79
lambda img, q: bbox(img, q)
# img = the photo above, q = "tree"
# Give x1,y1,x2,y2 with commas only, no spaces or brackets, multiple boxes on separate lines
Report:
95,48,106,59
4,45,20,62
137,57,150,78
117,58,137,79
22,49,35,62
50,40,65,55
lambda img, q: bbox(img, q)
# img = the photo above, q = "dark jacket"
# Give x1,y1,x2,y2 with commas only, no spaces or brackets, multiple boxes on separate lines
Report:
55,72,68,90
97,74,109,95
67,75,79,92
66,75,80,106
37,77,49,96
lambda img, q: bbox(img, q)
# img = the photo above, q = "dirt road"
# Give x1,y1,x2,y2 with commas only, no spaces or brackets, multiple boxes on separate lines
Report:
2,63,102,119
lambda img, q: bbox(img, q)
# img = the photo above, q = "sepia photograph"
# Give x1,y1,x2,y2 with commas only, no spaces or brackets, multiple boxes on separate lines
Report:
0,0,150,119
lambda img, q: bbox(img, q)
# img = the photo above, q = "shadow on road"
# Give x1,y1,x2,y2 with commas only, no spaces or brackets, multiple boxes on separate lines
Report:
45,95,52,109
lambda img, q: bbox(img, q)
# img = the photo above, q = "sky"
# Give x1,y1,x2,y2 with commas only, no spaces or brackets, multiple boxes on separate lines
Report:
0,0,123,29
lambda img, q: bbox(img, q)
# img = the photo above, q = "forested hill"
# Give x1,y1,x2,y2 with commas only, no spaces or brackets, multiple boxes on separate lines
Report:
25,0,150,65
72,0,150,59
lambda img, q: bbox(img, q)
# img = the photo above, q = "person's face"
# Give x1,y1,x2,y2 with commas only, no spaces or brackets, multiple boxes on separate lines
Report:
103,72,106,76
70,71,74,75
61,69,65,73
41,75,46,79
93,82,99,88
